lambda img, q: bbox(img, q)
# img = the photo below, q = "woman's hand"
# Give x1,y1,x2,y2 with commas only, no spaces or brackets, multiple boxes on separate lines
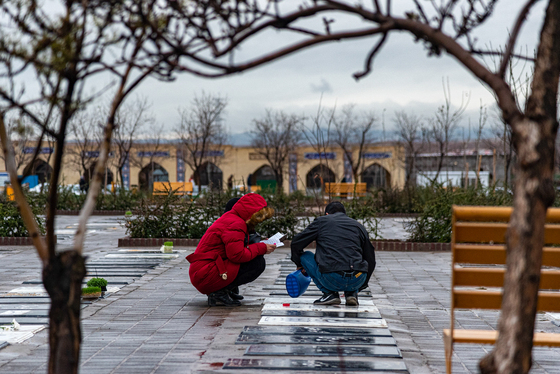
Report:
265,243,276,254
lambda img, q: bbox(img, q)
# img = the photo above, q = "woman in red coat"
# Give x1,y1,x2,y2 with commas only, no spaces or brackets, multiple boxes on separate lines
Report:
186,193,276,306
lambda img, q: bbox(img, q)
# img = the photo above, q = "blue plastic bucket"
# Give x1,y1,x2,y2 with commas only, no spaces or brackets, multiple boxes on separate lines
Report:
285,269,311,298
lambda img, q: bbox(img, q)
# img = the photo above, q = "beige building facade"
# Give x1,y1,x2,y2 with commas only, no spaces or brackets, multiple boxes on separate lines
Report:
4,142,405,193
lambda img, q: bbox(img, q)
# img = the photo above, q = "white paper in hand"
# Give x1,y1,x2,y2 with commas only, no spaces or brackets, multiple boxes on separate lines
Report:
261,232,286,247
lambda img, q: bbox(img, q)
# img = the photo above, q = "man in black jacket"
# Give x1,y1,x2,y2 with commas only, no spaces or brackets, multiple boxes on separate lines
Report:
291,201,376,305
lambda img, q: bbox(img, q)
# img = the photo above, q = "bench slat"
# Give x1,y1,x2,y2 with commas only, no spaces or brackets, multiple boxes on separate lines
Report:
454,245,560,267
454,267,560,289
455,223,560,245
454,290,560,311
453,206,560,223
443,329,560,347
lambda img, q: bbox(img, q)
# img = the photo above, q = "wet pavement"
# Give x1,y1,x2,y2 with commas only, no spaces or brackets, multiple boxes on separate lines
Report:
0,216,559,373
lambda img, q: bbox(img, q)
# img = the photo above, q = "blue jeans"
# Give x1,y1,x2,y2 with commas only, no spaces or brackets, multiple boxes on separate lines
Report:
300,251,366,293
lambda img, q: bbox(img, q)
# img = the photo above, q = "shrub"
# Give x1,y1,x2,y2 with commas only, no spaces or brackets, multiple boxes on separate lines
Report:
86,278,107,288
405,184,513,243
164,241,173,246
0,195,45,237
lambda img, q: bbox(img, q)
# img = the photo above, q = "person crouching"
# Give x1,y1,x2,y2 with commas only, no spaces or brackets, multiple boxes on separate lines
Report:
186,193,276,306
290,201,376,306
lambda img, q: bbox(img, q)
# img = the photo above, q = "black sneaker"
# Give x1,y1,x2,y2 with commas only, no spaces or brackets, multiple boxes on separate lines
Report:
314,291,341,305
208,290,241,307
344,291,359,306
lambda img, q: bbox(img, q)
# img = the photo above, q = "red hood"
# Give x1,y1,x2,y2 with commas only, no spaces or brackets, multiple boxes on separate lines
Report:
231,193,267,221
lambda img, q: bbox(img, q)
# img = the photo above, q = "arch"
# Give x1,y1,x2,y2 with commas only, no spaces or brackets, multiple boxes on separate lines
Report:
195,162,222,190
361,163,391,190
139,162,169,192
306,164,335,189
85,163,114,187
23,159,52,184
251,164,277,191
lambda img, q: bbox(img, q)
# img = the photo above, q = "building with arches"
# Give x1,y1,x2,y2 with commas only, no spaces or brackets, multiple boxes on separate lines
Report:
2,141,404,194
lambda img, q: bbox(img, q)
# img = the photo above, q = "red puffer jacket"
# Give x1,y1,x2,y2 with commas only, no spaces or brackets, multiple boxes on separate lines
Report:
186,193,268,294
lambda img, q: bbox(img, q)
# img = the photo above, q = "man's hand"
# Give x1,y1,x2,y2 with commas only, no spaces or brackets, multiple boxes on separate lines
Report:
265,243,276,254
296,266,307,275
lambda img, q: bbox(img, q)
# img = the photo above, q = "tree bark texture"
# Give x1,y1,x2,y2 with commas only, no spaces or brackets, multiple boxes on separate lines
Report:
480,1,560,373
43,251,86,374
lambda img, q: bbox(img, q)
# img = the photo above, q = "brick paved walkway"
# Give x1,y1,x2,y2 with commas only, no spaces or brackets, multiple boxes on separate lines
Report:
0,217,559,373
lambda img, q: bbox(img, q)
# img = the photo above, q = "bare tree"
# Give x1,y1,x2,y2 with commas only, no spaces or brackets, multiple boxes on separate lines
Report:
331,104,377,182
394,110,424,187
68,111,102,184
474,101,489,187
0,2,181,372
131,126,168,193
113,97,153,188
251,110,304,193
161,1,560,372
430,79,469,183
177,92,228,190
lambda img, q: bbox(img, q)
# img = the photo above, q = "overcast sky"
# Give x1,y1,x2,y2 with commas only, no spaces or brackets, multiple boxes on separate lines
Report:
129,1,545,138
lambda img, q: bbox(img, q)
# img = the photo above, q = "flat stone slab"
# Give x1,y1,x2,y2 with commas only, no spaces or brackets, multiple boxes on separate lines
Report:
262,304,379,313
24,277,131,285
242,326,392,337
105,254,178,259
236,333,396,346
261,309,382,320
269,290,372,297
0,297,51,304
0,325,45,344
245,344,402,358
0,317,49,325
223,358,408,371
258,316,387,328
264,297,374,306
5,286,47,297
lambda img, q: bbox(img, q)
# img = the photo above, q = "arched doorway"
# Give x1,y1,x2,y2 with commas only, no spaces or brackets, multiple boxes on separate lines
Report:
195,162,223,190
139,162,169,192
306,164,335,194
362,163,390,189
251,165,276,191
23,159,52,184
85,163,114,187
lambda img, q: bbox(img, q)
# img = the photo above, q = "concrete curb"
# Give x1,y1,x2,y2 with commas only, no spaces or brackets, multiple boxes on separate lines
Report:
117,236,450,251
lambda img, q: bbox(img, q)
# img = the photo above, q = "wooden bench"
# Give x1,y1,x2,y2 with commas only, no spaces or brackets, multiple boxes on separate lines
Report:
444,205,560,373
153,182,193,196
324,182,367,199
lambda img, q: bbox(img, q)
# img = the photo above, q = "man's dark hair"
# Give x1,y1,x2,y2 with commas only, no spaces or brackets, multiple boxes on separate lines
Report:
224,197,241,213
325,201,346,215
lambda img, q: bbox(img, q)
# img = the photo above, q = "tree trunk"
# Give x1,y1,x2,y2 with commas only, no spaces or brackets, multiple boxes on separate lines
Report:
43,250,86,374
479,116,557,374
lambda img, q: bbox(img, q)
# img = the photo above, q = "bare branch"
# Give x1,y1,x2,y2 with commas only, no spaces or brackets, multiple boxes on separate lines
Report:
499,0,541,78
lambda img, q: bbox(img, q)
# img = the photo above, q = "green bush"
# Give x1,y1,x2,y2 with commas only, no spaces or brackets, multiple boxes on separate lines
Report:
86,277,107,288
164,241,173,246
405,184,513,243
81,286,101,295
0,195,45,237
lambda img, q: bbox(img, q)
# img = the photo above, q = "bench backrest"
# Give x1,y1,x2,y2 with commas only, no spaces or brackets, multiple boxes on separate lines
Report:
451,206,560,326
324,183,367,195
153,182,193,195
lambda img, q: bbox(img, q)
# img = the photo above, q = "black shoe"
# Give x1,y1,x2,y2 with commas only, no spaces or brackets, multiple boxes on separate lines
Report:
344,291,359,306
314,291,341,305
228,286,244,300
208,290,241,307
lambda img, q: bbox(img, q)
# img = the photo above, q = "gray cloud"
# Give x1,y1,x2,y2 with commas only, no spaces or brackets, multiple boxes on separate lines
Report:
310,78,333,93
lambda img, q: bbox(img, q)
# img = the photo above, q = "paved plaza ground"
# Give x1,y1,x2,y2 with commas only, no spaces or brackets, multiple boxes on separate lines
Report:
0,216,559,373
